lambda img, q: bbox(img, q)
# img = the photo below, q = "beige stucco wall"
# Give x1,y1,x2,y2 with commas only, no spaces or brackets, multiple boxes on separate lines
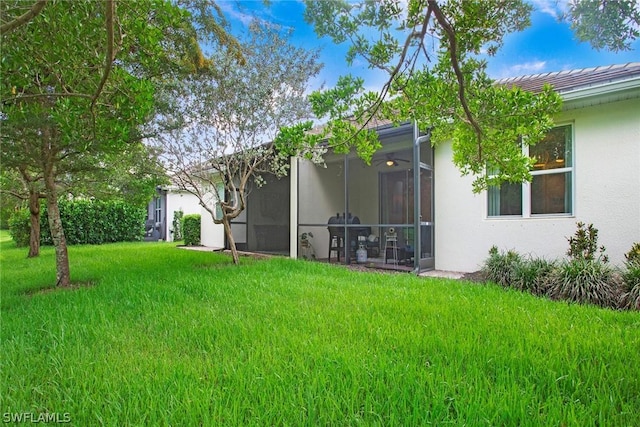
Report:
434,96,640,272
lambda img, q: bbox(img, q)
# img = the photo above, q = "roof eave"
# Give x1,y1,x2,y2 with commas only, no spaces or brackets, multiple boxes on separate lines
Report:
560,76,640,109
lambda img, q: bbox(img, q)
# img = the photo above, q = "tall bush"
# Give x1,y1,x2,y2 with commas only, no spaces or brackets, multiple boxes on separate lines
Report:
8,209,30,247
9,199,145,246
182,214,201,246
624,243,640,265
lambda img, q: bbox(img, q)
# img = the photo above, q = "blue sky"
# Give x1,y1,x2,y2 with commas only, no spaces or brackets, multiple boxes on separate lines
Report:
218,0,640,91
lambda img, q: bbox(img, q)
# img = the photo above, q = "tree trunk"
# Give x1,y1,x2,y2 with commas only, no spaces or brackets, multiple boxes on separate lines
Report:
44,170,70,287
27,188,41,258
222,216,239,265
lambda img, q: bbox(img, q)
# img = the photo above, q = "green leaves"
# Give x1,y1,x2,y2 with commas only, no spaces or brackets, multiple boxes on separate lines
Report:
567,0,640,51
303,0,569,192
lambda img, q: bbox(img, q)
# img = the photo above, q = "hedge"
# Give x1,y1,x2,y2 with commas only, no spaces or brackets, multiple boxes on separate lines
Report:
8,199,146,246
181,214,201,246
8,208,31,247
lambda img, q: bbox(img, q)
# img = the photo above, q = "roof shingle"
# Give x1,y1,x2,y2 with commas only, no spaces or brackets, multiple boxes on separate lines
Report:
496,62,640,94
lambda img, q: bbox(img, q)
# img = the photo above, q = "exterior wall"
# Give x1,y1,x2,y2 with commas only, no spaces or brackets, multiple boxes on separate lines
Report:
297,158,345,258
165,191,202,242
200,207,225,248
434,97,640,272
199,185,226,249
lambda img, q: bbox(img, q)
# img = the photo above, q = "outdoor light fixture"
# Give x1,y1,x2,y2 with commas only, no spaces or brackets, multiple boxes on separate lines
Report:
386,159,396,167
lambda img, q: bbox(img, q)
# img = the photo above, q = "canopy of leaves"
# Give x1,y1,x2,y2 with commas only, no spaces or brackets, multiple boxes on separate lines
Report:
566,0,640,51
157,20,322,222
1,0,241,283
1,0,243,203
288,0,568,192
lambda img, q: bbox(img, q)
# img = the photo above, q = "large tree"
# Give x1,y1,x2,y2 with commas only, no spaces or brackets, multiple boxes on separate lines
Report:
157,21,322,264
566,0,640,51
1,0,239,286
288,0,637,193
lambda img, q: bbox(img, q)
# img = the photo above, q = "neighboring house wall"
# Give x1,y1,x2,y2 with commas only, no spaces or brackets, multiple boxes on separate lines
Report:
435,96,640,272
165,191,202,242
145,193,166,241
145,188,203,242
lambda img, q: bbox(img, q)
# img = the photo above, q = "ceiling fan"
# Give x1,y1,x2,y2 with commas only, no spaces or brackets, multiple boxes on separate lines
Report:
373,153,410,167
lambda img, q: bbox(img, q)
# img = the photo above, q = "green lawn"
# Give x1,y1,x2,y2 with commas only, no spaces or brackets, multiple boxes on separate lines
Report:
1,238,639,426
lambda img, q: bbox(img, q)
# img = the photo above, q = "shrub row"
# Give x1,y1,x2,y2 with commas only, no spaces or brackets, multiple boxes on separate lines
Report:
9,199,146,246
482,225,640,311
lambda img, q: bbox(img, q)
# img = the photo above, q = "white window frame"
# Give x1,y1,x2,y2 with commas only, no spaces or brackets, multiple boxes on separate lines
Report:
487,122,575,219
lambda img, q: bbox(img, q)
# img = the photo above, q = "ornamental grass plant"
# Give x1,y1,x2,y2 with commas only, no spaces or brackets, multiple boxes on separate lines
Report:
547,258,620,308
621,244,640,310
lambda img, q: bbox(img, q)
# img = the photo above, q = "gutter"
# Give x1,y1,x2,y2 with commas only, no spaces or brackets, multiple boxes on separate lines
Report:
560,75,640,104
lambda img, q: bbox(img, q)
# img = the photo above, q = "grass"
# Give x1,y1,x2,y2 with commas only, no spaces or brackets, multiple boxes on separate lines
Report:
1,234,639,426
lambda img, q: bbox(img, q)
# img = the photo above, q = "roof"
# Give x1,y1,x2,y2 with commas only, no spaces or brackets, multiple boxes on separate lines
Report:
312,63,640,136
496,62,640,94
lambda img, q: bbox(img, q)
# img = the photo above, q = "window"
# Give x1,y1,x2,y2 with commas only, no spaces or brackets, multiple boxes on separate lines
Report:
154,197,162,223
488,124,573,217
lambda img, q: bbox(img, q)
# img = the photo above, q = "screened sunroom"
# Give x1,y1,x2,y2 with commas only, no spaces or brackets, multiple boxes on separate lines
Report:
293,122,435,273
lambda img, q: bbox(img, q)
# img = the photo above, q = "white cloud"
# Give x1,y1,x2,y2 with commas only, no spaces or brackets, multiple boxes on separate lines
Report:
217,2,254,27
529,0,569,19
497,60,548,79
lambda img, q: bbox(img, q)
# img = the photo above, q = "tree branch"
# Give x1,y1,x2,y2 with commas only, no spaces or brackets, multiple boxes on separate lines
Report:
0,0,48,35
91,0,116,111
347,1,434,137
0,188,29,200
429,0,484,158
1,92,93,104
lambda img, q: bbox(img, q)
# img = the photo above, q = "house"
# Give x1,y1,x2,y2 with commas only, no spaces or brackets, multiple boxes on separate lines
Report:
201,62,640,273
145,186,203,242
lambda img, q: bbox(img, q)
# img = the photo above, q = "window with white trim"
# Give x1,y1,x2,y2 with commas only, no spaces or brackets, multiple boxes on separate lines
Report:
488,124,573,217
154,197,162,223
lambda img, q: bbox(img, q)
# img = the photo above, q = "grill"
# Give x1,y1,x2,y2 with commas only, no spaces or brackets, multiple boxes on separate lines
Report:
327,213,370,262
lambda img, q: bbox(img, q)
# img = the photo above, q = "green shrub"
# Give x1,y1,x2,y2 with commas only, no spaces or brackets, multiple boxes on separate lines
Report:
512,257,556,296
566,221,608,262
620,262,640,310
40,199,145,245
547,259,620,308
10,199,145,246
181,214,201,246
624,242,640,265
482,246,522,288
8,209,31,247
